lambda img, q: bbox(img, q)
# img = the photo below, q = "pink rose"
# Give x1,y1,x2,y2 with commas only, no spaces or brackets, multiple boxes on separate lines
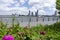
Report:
2,35,14,40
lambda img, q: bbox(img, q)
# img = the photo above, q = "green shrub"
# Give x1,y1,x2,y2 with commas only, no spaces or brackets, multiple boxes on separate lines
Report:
0,20,60,40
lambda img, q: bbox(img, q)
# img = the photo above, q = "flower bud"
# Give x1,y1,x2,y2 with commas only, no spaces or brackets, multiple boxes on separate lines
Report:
40,31,46,35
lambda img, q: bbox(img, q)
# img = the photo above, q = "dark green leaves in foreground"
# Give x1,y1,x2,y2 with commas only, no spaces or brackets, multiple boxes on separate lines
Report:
0,21,60,40
56,0,60,10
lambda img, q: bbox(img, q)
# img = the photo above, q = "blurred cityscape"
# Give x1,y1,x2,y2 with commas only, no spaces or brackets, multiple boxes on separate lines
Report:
0,10,60,27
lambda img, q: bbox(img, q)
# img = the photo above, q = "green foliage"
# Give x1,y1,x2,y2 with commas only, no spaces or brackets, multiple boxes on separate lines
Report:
56,0,60,10
0,20,60,40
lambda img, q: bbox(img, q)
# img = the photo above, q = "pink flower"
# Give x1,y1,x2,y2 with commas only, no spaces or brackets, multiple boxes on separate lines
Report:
2,35,14,40
40,31,46,35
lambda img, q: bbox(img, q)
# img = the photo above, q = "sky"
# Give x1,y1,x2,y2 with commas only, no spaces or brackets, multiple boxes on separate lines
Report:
0,0,56,15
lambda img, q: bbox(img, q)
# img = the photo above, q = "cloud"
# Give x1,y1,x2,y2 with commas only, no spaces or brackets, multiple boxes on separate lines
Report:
0,4,10,10
20,0,26,3
0,7,29,15
29,0,40,4
1,0,14,3
39,10,46,15
0,0,56,15
28,0,56,15
10,7,28,13
29,0,56,8
7,0,28,7
0,0,15,10
0,0,29,15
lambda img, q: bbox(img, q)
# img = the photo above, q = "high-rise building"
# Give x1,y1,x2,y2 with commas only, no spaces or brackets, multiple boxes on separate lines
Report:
35,10,38,16
28,10,30,16
31,12,33,16
54,10,57,16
